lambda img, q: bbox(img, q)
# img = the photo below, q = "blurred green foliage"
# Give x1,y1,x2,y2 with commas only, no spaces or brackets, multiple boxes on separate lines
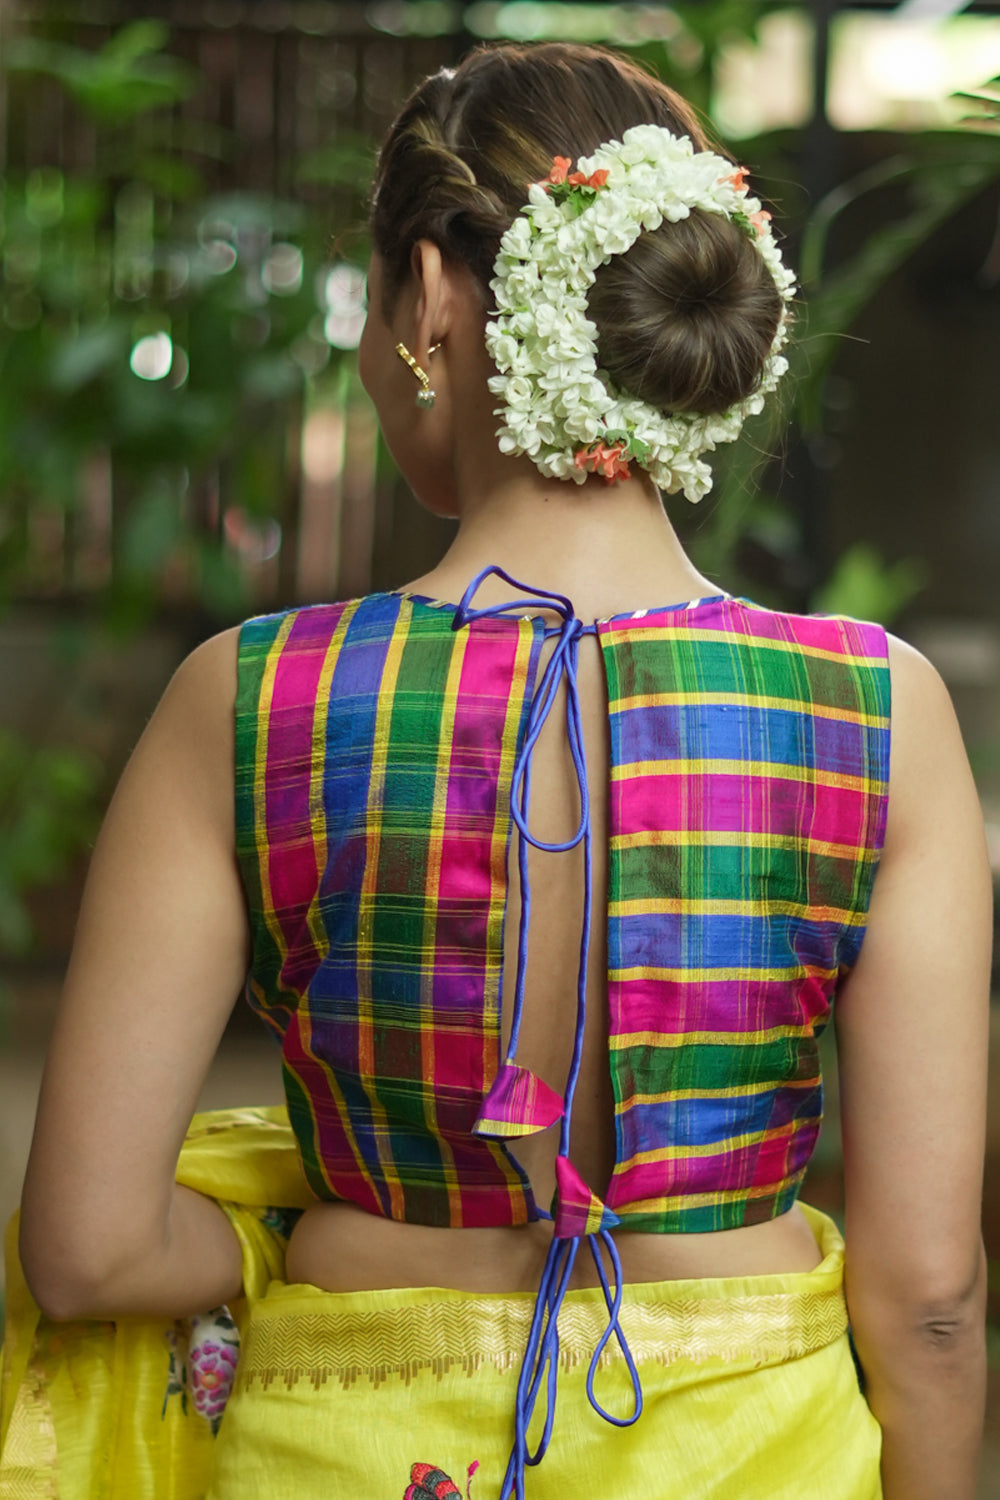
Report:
5,18,198,122
0,18,372,959
812,544,928,624
0,730,100,956
628,0,793,120
794,129,1000,436
0,19,374,626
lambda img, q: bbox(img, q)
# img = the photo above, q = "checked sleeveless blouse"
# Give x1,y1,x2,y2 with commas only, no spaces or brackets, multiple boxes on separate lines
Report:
234,582,891,1238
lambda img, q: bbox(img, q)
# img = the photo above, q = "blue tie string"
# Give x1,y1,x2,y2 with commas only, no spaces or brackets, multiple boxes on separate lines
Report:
452,566,644,1499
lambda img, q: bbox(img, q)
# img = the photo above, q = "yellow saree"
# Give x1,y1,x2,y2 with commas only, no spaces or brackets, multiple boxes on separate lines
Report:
0,1108,882,1500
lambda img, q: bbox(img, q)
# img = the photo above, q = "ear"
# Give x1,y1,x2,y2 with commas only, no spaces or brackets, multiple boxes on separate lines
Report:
408,238,453,359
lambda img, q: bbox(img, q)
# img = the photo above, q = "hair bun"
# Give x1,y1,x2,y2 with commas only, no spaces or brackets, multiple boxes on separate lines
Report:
372,44,786,423
587,208,784,416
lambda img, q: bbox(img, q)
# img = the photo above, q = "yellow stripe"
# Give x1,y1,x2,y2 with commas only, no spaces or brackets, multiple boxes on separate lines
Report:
609,689,889,729
585,1201,607,1234
609,962,837,985
610,757,882,794
356,604,410,1219
616,1076,819,1112
420,626,469,1225
609,828,875,862
609,1023,811,1050
252,613,298,973
608,895,864,926
618,1118,813,1170
602,622,887,669
612,1168,808,1214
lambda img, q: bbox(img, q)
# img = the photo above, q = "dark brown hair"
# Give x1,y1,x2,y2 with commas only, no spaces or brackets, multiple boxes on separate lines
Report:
370,42,784,418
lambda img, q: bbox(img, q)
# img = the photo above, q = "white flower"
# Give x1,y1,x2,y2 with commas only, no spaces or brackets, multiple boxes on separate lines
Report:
533,302,566,339
504,375,534,409
507,310,535,339
482,123,796,502
503,217,533,257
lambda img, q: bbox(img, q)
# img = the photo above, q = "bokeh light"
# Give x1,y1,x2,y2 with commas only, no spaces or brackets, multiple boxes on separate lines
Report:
130,331,174,381
323,263,367,349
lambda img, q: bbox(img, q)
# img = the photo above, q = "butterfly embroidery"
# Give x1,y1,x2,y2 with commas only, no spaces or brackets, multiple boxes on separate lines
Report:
404,1460,479,1499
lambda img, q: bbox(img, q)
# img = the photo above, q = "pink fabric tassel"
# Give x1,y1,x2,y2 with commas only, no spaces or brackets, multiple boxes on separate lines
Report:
472,1063,564,1138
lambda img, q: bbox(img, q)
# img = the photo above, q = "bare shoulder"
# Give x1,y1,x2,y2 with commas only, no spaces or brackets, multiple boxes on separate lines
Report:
881,631,980,851
118,625,243,827
871,627,989,951
177,622,242,676
884,629,958,736
155,625,242,734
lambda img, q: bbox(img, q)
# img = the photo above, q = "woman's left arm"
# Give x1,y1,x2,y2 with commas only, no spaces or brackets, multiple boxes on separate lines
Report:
19,627,250,1322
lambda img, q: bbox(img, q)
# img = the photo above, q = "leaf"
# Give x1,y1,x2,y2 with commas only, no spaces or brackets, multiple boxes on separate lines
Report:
952,73,1000,131
101,19,171,65
671,0,789,49
797,154,913,290
5,25,196,123
811,544,926,626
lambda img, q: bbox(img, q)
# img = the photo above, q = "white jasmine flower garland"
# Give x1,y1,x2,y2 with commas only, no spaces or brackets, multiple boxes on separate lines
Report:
484,125,797,502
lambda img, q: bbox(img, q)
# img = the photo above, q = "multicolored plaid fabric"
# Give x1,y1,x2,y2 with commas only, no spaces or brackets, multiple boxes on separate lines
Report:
235,590,890,1232
600,601,890,1230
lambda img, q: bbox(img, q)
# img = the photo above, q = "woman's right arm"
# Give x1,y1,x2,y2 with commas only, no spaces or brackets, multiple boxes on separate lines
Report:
834,635,992,1500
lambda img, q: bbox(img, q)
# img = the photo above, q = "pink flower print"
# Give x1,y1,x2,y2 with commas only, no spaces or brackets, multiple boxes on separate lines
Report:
186,1306,240,1434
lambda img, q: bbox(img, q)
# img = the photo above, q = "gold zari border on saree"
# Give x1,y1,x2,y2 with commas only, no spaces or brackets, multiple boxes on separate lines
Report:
236,1284,848,1392
0,1360,58,1499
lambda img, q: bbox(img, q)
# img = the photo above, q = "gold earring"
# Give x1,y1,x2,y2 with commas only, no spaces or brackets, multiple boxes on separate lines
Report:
395,341,439,408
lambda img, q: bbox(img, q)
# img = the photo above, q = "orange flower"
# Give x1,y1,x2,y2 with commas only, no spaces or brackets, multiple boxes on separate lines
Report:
727,166,750,191
601,448,631,482
547,156,571,185
567,168,610,190
574,441,631,483
750,209,772,234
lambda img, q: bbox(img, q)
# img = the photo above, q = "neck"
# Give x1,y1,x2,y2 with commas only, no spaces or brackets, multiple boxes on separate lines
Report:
406,463,722,620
